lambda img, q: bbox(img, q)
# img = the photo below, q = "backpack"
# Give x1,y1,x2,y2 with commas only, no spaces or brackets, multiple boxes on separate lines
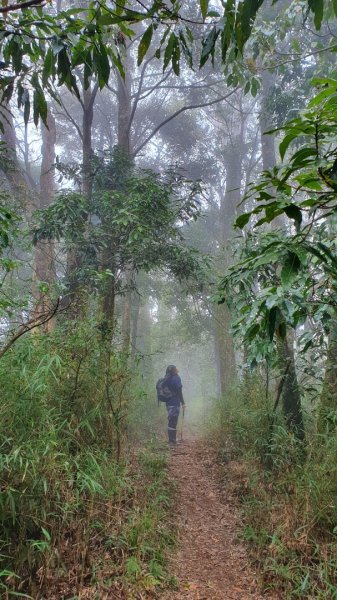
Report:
156,376,174,404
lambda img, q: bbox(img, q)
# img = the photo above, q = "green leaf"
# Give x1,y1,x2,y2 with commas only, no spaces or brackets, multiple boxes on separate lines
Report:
333,0,337,17
283,205,302,230
42,48,55,87
308,0,323,29
163,32,176,71
235,212,251,228
137,24,153,66
268,305,280,341
200,26,219,67
31,73,47,126
290,147,317,167
95,43,110,89
237,0,264,51
281,252,301,287
172,40,181,76
308,87,337,108
33,88,48,126
11,41,22,75
279,132,297,160
251,77,259,97
200,0,209,19
246,322,260,340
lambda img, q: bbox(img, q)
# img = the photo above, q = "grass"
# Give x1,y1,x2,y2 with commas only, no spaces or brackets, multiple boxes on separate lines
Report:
208,378,337,599
0,327,176,599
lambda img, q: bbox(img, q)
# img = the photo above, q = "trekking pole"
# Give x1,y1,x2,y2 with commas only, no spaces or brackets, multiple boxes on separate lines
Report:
180,405,185,442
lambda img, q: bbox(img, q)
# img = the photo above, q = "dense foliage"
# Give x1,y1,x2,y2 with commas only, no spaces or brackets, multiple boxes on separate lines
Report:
2,0,337,597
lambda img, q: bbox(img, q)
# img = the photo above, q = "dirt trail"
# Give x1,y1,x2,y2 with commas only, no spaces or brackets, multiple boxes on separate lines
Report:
160,437,273,600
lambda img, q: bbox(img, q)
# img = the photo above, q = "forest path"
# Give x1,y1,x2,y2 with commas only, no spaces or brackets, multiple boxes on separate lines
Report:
159,436,273,600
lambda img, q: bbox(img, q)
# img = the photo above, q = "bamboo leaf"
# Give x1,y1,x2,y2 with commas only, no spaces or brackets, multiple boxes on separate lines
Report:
200,0,209,19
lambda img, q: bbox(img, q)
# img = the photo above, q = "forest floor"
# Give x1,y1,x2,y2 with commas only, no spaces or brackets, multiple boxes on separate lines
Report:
159,435,279,600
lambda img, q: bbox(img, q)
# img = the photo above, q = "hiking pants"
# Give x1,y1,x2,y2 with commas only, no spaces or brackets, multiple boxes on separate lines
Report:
166,404,180,443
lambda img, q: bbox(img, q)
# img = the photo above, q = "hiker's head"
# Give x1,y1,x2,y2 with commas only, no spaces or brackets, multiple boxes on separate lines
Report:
166,364,178,376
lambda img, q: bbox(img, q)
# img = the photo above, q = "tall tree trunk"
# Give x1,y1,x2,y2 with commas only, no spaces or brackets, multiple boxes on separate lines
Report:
118,64,134,352
278,333,305,439
117,69,132,155
121,266,133,353
100,56,133,343
131,289,141,360
33,109,57,331
214,134,243,396
82,84,95,199
137,299,153,377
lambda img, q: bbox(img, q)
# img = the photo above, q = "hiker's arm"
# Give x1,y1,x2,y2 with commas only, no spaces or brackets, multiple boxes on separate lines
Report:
178,387,185,406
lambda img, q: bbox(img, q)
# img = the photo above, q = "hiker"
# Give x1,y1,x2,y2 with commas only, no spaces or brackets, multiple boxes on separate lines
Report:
157,365,185,445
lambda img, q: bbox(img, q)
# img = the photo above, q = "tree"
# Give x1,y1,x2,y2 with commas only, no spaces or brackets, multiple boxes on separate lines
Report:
221,78,337,436
0,0,335,130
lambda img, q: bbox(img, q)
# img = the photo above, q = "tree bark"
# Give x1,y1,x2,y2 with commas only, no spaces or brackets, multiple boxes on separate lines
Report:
117,69,132,155
277,333,305,439
131,289,141,359
214,132,243,396
100,53,133,344
121,266,133,353
33,109,57,331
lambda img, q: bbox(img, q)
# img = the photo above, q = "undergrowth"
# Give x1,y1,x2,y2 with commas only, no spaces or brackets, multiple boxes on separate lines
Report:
0,323,174,599
209,376,337,599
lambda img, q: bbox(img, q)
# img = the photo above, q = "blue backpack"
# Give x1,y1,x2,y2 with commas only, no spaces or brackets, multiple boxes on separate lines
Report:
156,376,174,404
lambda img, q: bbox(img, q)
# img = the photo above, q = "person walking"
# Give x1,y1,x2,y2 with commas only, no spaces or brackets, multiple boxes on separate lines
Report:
157,365,185,446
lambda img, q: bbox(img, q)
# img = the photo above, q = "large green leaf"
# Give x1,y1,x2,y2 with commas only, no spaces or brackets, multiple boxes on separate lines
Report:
200,26,219,67
163,32,176,71
268,305,280,341
95,43,110,89
237,0,264,51
281,252,301,287
279,132,298,160
282,205,302,230
308,0,323,29
235,212,251,228
290,147,318,167
137,24,153,66
31,73,47,126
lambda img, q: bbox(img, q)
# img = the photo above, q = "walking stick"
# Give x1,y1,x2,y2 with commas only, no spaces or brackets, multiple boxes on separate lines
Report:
180,405,185,442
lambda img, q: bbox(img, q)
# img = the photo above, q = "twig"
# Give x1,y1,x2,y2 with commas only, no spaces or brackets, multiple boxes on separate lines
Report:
133,87,239,156
0,0,45,13
0,298,60,359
